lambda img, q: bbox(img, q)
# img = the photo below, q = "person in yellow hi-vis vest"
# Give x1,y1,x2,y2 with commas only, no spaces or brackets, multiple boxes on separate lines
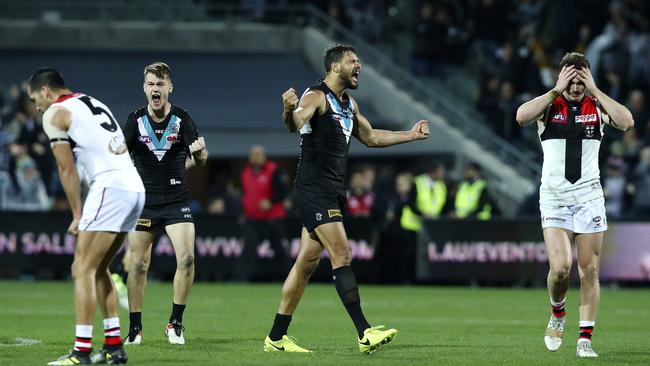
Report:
453,163,492,220
401,163,447,232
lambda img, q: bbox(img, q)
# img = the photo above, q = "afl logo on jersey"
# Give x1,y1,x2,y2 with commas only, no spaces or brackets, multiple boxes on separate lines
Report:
139,136,152,144
551,113,566,123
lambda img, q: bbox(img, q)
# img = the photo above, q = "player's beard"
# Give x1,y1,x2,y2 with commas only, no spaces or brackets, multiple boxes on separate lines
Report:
344,74,358,90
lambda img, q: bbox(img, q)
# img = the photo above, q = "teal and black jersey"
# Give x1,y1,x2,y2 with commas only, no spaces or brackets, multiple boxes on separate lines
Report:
294,80,354,198
122,104,198,205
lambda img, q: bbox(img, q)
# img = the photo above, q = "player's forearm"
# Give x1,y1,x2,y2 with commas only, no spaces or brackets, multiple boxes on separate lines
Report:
516,90,557,126
58,166,82,218
366,129,415,148
590,87,635,131
282,109,300,133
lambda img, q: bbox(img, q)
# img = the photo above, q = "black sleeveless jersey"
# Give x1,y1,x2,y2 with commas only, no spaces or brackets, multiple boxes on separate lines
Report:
294,80,355,198
122,104,198,205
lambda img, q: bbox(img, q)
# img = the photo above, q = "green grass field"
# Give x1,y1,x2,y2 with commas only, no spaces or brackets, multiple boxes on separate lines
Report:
0,281,647,365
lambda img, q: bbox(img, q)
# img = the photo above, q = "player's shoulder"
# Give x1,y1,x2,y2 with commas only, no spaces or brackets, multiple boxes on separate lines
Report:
127,106,147,119
170,104,192,120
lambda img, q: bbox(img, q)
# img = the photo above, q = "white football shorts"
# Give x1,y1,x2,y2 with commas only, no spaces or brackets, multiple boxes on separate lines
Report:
540,197,607,233
79,187,145,232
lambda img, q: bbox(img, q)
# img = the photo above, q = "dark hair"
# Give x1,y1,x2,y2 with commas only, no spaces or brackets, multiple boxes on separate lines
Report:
323,44,357,72
28,68,66,91
559,52,590,70
467,162,482,173
143,61,172,81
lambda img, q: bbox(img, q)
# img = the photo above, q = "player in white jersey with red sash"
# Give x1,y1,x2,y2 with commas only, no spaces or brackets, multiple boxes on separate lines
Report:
28,68,145,365
516,53,634,358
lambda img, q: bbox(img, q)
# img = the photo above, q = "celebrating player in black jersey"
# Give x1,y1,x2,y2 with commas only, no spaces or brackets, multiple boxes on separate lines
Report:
121,62,208,346
263,44,429,354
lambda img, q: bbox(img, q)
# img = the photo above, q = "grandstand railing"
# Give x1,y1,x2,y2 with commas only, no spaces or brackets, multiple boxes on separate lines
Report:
0,0,541,181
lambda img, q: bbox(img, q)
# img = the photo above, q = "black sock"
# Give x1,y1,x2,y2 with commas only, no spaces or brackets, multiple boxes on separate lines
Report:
333,266,371,338
170,303,186,323
129,312,142,330
268,313,292,341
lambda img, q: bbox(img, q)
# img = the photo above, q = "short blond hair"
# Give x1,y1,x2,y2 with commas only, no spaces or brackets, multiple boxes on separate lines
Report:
143,62,172,81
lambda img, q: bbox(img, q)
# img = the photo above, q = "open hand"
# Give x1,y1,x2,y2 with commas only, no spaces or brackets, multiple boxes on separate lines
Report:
554,65,577,94
576,67,597,93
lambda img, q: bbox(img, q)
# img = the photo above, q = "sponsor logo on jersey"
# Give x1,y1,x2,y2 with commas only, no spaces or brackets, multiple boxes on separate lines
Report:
575,114,597,124
543,216,566,223
315,212,323,221
137,219,152,227
138,136,152,143
170,178,182,185
593,216,602,223
166,135,179,142
328,209,342,218
181,207,191,213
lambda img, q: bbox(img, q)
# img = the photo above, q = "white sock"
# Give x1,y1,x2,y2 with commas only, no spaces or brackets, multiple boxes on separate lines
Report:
74,324,93,352
103,317,121,336
550,297,566,307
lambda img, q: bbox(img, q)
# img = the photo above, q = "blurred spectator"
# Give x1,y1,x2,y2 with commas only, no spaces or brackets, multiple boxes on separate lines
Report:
346,170,375,217
206,180,241,217
603,157,627,218
376,172,417,284
628,146,650,218
628,90,647,137
235,145,289,281
13,156,50,211
452,163,493,219
401,162,447,231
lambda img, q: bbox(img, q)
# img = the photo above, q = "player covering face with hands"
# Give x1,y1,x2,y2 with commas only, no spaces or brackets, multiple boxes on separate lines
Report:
516,52,633,358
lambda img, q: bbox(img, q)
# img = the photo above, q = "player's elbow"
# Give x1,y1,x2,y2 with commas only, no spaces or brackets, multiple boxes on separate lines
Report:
57,163,76,178
621,115,635,131
362,134,380,148
515,109,531,126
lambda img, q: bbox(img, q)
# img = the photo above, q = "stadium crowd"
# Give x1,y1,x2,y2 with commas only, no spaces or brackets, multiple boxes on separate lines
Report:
3,0,650,219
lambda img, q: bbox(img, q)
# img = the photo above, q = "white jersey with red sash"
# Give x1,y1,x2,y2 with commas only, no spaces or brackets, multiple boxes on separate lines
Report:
537,95,608,206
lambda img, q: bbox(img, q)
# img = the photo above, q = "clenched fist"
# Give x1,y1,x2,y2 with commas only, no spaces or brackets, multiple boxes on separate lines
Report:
411,120,430,140
282,88,299,111
189,136,206,154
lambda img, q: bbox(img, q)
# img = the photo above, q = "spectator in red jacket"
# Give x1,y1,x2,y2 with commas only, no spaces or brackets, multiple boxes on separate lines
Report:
236,145,289,281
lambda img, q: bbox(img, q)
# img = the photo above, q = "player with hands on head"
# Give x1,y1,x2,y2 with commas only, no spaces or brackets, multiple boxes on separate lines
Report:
516,52,634,358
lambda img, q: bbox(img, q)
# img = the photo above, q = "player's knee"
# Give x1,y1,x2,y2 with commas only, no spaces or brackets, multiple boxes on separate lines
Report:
71,260,92,278
549,264,571,282
131,258,150,275
579,264,599,282
330,250,351,267
177,254,195,271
